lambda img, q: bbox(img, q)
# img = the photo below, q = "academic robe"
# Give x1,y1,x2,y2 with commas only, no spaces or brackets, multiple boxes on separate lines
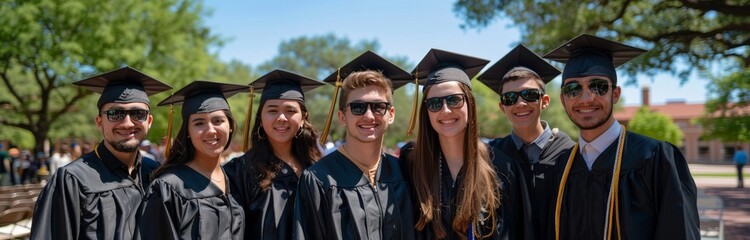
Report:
30,142,157,240
399,142,527,240
139,165,244,240
224,154,306,240
554,131,700,239
490,130,574,240
292,150,415,240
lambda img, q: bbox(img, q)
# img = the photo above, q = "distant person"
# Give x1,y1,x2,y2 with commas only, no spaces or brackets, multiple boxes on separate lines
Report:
735,146,747,188
138,140,157,163
49,144,72,175
0,144,8,186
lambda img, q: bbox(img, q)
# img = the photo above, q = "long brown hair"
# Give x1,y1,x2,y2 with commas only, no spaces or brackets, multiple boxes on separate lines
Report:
154,109,236,177
408,83,501,239
247,100,321,190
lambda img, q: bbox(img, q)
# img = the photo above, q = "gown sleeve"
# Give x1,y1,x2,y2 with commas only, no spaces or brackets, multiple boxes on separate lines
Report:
30,169,82,240
138,180,182,240
653,142,700,239
292,170,327,240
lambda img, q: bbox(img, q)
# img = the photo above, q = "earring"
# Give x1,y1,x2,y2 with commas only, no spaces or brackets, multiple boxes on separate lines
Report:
294,128,303,138
256,127,265,140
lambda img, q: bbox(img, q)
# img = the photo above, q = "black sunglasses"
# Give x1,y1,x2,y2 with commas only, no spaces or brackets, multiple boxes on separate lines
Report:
501,89,543,106
101,109,150,122
346,102,391,116
562,78,612,99
424,94,466,112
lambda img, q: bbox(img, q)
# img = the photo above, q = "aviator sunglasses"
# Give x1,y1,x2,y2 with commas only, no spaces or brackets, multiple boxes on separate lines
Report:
346,102,391,116
562,78,612,99
101,109,150,122
424,94,466,112
501,89,543,106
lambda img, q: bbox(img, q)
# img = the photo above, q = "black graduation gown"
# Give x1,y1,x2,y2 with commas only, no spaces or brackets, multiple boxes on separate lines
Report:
399,142,524,240
223,154,304,240
490,130,574,240
30,142,157,240
554,131,700,239
139,165,244,240
292,150,415,240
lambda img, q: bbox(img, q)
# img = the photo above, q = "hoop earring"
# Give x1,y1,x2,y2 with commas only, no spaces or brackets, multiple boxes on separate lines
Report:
294,127,303,138
256,127,266,140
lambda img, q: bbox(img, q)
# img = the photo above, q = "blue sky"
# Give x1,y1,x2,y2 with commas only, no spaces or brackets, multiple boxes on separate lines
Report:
203,0,708,106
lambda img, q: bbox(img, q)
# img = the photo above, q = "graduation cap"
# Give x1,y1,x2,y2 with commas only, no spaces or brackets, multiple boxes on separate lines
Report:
543,34,647,85
406,49,489,134
411,48,490,89
157,80,249,158
242,69,327,151
74,66,172,109
477,44,561,95
319,51,412,144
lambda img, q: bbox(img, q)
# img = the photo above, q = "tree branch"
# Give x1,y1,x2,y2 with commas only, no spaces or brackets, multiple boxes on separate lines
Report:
49,91,92,124
0,119,31,131
679,0,750,17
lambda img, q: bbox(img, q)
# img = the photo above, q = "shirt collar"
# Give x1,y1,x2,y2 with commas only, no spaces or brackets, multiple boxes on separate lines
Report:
96,141,143,178
578,120,622,155
510,121,553,150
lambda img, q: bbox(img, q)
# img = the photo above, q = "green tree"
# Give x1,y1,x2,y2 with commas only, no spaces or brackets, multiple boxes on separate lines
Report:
257,34,415,148
0,0,223,153
628,107,684,147
697,69,750,142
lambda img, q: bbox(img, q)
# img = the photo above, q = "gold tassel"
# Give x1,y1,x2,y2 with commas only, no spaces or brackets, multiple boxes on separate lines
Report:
164,102,174,159
320,68,342,145
242,86,255,152
407,73,419,135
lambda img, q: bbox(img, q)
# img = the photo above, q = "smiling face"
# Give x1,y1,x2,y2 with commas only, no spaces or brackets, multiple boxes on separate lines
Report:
425,81,469,140
499,78,549,131
338,85,394,144
187,110,232,160
96,102,153,153
260,99,305,146
560,75,620,136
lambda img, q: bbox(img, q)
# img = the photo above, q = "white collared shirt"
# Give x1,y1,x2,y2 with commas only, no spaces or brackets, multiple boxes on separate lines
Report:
578,120,622,170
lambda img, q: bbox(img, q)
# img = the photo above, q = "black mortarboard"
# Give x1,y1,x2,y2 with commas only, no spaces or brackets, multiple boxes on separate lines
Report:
158,81,249,119
251,69,327,103
411,48,490,90
543,34,647,85
74,66,172,109
477,44,561,95
320,51,413,143
242,69,326,151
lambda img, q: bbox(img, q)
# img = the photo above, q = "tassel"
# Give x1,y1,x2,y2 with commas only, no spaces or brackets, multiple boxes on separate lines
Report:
407,74,419,135
164,103,174,159
320,68,342,145
242,86,255,152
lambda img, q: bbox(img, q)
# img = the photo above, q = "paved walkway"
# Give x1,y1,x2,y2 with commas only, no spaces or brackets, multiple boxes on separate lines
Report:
690,164,750,240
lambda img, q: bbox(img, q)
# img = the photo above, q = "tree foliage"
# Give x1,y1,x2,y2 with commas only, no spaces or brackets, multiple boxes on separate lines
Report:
628,107,684,147
697,69,750,142
0,0,224,152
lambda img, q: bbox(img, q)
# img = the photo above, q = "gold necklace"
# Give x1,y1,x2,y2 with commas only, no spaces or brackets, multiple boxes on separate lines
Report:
555,124,626,240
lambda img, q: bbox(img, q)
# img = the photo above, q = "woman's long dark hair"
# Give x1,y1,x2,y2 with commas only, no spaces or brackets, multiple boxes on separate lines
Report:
246,100,321,190
408,83,501,239
154,109,236,177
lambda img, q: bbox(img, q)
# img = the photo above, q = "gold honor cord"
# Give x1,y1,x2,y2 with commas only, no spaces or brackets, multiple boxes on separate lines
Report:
242,86,255,152
320,68,342,145
555,125,626,240
406,74,419,136
164,102,174,159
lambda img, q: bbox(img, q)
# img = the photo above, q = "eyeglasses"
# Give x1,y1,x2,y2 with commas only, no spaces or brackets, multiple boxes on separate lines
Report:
101,109,150,122
424,94,466,112
562,78,612,99
346,102,391,116
501,89,543,106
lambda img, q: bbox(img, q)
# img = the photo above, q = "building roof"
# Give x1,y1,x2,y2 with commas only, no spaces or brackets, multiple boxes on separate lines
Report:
614,101,705,121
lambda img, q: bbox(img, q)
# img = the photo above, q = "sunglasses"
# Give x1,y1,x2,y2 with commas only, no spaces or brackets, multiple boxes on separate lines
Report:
501,89,543,106
101,109,150,122
562,78,612,99
346,102,391,116
424,94,466,112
